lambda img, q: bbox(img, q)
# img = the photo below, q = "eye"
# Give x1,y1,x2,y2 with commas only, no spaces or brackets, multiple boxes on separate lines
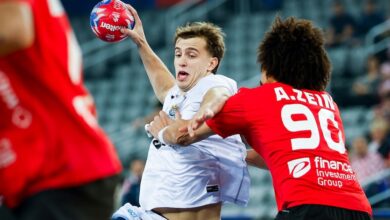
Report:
175,52,181,58
188,53,197,58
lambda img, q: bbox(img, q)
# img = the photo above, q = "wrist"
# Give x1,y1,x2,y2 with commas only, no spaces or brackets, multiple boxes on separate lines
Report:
144,124,152,138
157,126,169,145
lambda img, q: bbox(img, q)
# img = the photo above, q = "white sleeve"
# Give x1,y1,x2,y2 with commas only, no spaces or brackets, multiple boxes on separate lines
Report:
178,75,238,120
194,75,237,97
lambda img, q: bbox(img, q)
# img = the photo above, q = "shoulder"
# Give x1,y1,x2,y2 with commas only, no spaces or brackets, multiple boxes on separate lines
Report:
238,83,278,95
199,74,236,86
167,85,179,94
192,74,237,94
163,85,179,102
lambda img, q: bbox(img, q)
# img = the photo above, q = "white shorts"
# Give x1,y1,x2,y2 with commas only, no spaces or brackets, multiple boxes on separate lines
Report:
112,203,166,220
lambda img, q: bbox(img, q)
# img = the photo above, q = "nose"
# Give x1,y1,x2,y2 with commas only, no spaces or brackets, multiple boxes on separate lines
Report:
176,56,187,67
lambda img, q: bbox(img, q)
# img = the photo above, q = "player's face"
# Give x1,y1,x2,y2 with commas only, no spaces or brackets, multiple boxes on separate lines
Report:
174,37,217,92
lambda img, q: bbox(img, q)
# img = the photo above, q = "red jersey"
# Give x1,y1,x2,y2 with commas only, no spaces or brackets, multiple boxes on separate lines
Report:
0,0,121,208
207,82,372,215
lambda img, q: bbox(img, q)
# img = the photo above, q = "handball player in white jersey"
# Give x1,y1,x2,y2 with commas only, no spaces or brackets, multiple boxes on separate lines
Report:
112,5,250,220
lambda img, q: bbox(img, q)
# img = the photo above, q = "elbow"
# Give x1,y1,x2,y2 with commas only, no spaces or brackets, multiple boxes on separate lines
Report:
216,93,230,108
221,93,230,102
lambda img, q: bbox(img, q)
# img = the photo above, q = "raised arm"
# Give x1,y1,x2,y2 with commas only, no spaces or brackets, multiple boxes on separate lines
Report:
0,1,34,56
121,4,175,102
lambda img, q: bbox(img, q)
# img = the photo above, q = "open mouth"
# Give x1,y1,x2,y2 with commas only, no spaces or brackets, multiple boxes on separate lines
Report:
177,71,189,81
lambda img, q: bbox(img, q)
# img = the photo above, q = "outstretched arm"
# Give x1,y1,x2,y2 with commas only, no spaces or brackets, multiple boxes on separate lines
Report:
148,106,268,169
147,110,215,146
148,86,231,145
0,1,34,56
187,86,231,137
121,4,175,103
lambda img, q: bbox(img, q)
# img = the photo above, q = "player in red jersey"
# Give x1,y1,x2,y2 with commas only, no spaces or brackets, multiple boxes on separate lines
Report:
0,0,122,219
148,16,373,219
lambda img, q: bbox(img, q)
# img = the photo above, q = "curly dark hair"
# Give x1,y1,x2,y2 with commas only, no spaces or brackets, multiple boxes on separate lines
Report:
258,16,331,91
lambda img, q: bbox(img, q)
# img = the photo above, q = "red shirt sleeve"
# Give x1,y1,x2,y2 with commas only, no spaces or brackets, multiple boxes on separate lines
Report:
206,88,250,138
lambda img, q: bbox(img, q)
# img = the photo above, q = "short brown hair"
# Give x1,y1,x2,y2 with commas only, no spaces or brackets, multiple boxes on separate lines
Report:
174,22,225,73
258,16,331,91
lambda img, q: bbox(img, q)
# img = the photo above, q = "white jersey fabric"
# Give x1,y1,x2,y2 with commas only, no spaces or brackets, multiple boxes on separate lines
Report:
139,74,250,210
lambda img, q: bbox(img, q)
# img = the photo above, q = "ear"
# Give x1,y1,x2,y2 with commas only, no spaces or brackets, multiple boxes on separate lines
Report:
261,69,267,76
207,57,219,73
260,68,267,84
261,69,276,83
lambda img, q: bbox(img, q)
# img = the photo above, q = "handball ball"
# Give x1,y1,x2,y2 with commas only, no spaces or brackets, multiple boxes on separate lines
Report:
90,0,135,42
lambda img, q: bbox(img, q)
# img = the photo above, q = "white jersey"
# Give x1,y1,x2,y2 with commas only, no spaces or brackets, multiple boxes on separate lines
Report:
139,74,250,210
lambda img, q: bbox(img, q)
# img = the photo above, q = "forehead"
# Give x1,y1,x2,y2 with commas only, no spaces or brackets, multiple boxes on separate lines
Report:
175,37,207,51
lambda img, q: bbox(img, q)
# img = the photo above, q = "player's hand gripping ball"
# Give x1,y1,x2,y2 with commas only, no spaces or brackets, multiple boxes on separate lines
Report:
90,0,135,42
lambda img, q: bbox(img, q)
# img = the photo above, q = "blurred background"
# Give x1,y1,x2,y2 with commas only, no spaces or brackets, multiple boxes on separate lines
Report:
61,0,390,219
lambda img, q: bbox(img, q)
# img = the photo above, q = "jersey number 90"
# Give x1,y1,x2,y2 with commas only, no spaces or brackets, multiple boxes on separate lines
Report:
281,104,345,154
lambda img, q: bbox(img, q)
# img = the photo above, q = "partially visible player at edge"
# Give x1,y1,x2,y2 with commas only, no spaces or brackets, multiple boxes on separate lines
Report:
150,16,373,220
0,0,122,219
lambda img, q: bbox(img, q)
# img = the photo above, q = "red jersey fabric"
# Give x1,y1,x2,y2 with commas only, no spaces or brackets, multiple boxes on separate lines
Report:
207,82,372,215
0,0,121,208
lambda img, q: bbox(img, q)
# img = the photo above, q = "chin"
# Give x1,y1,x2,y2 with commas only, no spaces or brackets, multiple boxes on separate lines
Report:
176,80,185,87
177,85,186,91
177,83,190,92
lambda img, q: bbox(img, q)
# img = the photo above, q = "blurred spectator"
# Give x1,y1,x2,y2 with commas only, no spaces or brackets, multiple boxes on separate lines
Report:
374,92,390,123
357,0,385,37
368,118,388,153
335,55,381,107
120,159,145,206
378,48,390,96
350,135,389,199
325,1,358,47
350,136,386,184
352,56,381,95
349,55,381,106
367,118,390,165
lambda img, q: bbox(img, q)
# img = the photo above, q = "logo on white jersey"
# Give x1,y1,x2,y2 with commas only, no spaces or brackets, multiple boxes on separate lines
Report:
288,157,311,178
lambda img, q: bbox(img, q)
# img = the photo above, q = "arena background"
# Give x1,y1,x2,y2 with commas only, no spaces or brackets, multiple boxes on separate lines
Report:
61,0,390,219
